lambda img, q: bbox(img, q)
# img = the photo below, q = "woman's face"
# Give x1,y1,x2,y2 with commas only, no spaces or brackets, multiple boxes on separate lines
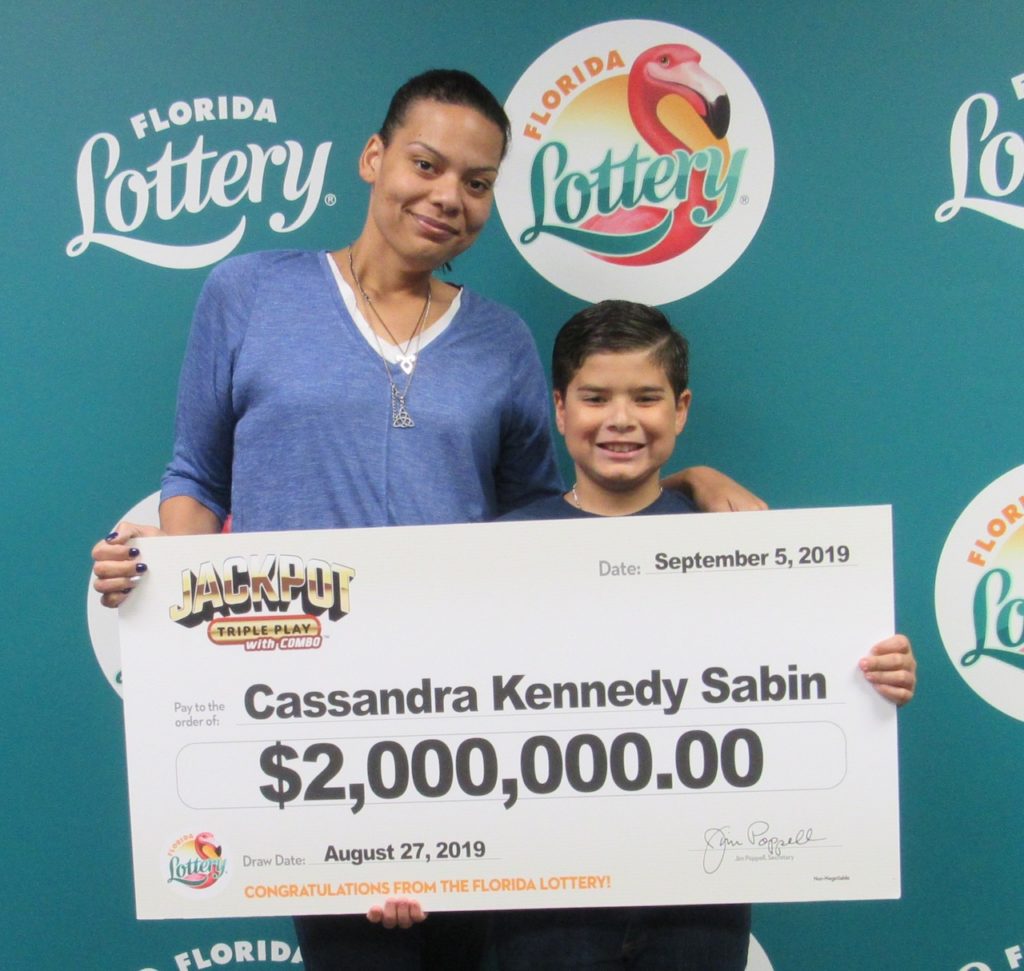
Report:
359,98,506,270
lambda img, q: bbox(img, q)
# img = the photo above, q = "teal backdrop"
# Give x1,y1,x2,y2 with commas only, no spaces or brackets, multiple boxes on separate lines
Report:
3,2,1022,969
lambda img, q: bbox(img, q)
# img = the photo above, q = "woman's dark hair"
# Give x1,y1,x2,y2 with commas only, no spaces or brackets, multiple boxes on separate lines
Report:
379,69,512,159
552,300,690,397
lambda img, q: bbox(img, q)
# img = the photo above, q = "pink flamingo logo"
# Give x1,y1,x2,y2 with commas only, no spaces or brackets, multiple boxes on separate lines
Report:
167,831,226,890
582,44,732,266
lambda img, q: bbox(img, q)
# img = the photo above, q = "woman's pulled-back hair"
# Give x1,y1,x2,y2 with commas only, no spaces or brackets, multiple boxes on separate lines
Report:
379,69,512,159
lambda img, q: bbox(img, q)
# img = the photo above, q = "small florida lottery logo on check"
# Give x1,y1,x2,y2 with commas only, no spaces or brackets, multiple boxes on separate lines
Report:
166,832,226,891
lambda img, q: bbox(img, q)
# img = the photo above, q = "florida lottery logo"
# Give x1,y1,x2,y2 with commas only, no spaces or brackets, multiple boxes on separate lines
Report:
166,832,226,892
935,465,1024,720
66,94,333,270
496,20,774,304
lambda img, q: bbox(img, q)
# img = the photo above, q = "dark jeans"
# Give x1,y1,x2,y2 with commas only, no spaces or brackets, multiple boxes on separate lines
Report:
492,904,751,970
294,912,490,971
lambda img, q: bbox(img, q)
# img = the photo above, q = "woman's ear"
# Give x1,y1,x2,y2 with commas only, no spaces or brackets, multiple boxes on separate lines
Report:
359,134,385,185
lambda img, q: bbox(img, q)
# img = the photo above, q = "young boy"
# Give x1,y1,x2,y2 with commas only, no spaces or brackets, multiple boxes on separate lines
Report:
493,299,916,970
503,298,696,522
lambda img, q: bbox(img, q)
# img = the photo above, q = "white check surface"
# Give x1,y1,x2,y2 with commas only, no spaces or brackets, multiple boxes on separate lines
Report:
119,505,900,918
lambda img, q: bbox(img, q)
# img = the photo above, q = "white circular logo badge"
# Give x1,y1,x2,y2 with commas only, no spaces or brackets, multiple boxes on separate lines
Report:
496,19,774,304
935,465,1024,721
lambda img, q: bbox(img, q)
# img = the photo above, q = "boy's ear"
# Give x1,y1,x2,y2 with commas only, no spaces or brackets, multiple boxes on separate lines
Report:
359,134,385,185
675,389,692,435
553,390,566,435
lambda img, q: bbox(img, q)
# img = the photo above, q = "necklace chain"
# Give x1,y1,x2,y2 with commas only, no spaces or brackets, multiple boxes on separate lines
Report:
348,246,431,428
570,482,663,513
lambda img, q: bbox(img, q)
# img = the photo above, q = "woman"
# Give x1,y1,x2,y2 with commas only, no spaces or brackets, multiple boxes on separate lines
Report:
92,69,765,970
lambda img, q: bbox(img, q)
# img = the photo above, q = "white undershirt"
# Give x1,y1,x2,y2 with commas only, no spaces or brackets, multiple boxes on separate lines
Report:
327,254,460,364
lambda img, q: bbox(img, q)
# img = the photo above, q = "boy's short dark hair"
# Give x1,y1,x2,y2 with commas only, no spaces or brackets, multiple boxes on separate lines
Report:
379,69,511,159
552,300,690,397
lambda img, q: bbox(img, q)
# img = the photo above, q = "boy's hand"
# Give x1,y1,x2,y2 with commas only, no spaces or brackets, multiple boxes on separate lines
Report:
367,897,426,929
859,635,916,706
663,466,769,512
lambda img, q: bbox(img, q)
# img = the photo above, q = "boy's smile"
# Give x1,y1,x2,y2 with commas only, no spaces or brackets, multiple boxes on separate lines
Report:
555,349,690,514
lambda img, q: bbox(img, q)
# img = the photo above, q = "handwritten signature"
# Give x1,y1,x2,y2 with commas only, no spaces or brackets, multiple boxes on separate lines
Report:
702,821,825,874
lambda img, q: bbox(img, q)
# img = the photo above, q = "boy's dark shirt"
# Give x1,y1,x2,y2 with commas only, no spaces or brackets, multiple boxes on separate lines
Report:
494,484,750,966
501,488,695,521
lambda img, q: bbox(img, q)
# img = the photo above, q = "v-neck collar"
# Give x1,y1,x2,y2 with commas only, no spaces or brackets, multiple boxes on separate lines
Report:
325,251,460,365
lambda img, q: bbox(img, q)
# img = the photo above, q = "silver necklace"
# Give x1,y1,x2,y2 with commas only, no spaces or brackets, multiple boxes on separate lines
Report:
348,247,431,428
570,482,663,511
348,246,429,375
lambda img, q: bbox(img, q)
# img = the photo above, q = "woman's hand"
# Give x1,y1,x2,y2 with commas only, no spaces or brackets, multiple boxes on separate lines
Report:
91,521,165,608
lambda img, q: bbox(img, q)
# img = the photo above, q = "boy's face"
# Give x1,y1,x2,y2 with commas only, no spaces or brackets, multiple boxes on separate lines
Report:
554,349,691,498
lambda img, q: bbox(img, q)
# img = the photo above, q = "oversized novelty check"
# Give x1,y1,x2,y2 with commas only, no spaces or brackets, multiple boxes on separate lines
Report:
119,505,900,919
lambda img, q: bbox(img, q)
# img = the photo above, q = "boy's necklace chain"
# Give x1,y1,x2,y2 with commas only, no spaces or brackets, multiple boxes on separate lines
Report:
570,483,663,512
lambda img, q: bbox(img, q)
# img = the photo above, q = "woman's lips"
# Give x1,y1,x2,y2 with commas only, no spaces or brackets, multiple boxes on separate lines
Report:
412,213,458,240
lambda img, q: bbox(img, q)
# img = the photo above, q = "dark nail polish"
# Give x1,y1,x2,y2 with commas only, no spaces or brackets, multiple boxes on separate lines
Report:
122,587,134,595
106,531,119,541
136,562,148,573
129,548,140,558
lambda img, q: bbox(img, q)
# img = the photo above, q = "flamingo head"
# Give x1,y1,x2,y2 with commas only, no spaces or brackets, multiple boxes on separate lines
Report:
629,44,731,141
194,832,222,859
